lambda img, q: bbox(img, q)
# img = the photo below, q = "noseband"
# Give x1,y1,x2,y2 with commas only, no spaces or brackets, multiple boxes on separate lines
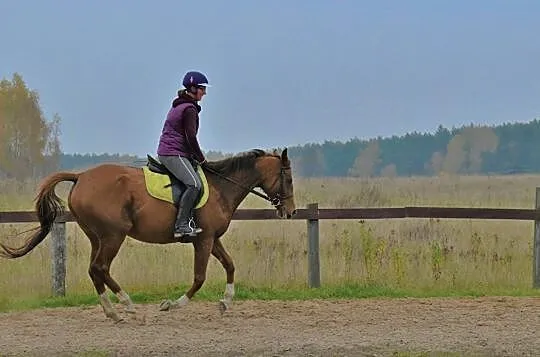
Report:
268,165,293,207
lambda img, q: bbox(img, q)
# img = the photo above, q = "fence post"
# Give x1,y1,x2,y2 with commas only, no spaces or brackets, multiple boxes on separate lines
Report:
307,203,320,288
534,188,540,288
51,222,66,297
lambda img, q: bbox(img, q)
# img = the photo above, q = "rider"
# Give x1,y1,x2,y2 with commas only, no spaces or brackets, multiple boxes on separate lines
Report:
157,70,209,240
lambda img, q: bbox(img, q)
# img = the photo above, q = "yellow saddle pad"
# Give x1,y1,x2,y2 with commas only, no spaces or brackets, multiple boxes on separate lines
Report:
142,165,209,209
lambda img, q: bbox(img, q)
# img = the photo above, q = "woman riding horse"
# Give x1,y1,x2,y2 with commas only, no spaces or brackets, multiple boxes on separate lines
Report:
157,71,210,240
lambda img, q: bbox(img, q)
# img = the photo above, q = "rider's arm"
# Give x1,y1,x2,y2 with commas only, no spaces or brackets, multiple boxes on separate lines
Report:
183,106,206,164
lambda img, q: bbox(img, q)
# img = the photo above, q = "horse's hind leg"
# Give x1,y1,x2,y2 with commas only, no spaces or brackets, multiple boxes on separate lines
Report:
85,227,131,322
212,239,235,312
96,233,138,317
86,238,122,323
99,234,137,314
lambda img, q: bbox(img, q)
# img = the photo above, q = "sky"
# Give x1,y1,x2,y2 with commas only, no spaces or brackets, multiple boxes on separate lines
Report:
1,1,539,157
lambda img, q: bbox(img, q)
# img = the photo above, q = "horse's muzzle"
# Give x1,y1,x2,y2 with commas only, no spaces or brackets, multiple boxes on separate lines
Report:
276,207,297,219
285,209,297,219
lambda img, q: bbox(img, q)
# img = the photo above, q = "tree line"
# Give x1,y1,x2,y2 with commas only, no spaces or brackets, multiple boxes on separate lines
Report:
250,121,539,178
3,72,540,179
60,119,540,178
283,121,540,177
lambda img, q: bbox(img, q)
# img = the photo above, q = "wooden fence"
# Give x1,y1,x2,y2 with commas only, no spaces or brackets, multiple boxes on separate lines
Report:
2,187,540,296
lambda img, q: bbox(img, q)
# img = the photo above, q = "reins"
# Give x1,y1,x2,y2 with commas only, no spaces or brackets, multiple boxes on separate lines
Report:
202,164,290,207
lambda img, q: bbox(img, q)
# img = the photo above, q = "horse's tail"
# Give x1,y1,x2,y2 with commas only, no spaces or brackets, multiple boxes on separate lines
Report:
0,172,79,259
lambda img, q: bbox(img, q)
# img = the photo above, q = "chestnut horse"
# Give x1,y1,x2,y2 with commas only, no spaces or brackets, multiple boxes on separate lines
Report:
0,148,296,322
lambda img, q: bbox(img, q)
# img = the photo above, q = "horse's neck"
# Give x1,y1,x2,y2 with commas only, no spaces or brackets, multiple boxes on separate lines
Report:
211,169,261,214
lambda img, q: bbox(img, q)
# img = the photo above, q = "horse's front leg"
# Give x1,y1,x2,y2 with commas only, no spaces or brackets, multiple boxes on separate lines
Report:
211,238,235,313
159,235,213,311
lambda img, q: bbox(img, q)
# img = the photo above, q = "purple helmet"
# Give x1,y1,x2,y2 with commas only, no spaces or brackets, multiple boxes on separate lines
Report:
182,71,211,88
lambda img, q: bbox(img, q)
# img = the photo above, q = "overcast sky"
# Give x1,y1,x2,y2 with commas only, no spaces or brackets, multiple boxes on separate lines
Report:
1,0,539,156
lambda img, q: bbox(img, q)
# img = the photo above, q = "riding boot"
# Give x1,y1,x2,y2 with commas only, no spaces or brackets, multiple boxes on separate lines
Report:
173,186,202,240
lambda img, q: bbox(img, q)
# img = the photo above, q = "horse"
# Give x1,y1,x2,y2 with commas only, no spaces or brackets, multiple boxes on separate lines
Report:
0,148,297,322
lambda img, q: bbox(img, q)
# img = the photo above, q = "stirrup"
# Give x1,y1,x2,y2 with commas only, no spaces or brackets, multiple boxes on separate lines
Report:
173,218,202,238
188,217,201,230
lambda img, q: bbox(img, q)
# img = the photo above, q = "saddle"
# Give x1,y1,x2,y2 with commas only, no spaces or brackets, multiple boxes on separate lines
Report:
146,154,175,176
145,154,205,208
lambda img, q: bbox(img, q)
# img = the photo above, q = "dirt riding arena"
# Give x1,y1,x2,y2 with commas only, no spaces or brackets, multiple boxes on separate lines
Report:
1,296,539,356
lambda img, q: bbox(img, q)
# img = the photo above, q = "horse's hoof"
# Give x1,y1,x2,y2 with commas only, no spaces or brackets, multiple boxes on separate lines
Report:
159,299,173,311
109,313,124,324
219,299,229,314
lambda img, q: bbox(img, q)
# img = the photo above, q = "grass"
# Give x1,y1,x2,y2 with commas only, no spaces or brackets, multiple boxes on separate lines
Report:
4,281,539,313
1,172,540,312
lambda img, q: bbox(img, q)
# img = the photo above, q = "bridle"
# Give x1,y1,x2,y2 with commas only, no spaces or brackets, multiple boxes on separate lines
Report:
202,162,292,208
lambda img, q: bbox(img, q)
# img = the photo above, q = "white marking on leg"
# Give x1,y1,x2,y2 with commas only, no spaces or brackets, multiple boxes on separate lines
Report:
160,294,190,311
117,290,135,313
219,283,235,313
173,294,190,307
99,292,121,322
224,283,235,303
99,292,114,312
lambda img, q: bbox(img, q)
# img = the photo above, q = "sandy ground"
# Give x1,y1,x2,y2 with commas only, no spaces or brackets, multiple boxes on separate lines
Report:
0,296,539,356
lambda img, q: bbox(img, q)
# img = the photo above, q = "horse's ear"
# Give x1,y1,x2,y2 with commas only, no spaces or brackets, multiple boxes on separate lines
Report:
281,148,289,163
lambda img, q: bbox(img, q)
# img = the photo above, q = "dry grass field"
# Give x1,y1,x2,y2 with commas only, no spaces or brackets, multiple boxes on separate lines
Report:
1,172,538,303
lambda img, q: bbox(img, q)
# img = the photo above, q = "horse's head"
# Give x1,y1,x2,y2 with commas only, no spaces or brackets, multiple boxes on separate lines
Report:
257,148,297,219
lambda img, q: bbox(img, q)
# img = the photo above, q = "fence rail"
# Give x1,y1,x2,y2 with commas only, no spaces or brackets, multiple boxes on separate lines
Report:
2,187,540,296
2,206,539,223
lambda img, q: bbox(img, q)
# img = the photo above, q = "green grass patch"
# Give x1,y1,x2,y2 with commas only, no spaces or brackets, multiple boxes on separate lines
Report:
2,282,540,313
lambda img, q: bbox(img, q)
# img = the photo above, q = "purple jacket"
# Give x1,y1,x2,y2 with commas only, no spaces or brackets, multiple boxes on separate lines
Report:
157,101,205,163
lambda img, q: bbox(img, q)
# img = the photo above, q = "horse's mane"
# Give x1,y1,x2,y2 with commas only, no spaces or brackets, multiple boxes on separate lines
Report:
205,149,277,176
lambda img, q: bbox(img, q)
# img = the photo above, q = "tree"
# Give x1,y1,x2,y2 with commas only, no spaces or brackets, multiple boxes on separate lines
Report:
348,141,380,177
442,134,466,174
461,126,499,173
0,73,62,179
42,113,62,175
428,151,445,175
